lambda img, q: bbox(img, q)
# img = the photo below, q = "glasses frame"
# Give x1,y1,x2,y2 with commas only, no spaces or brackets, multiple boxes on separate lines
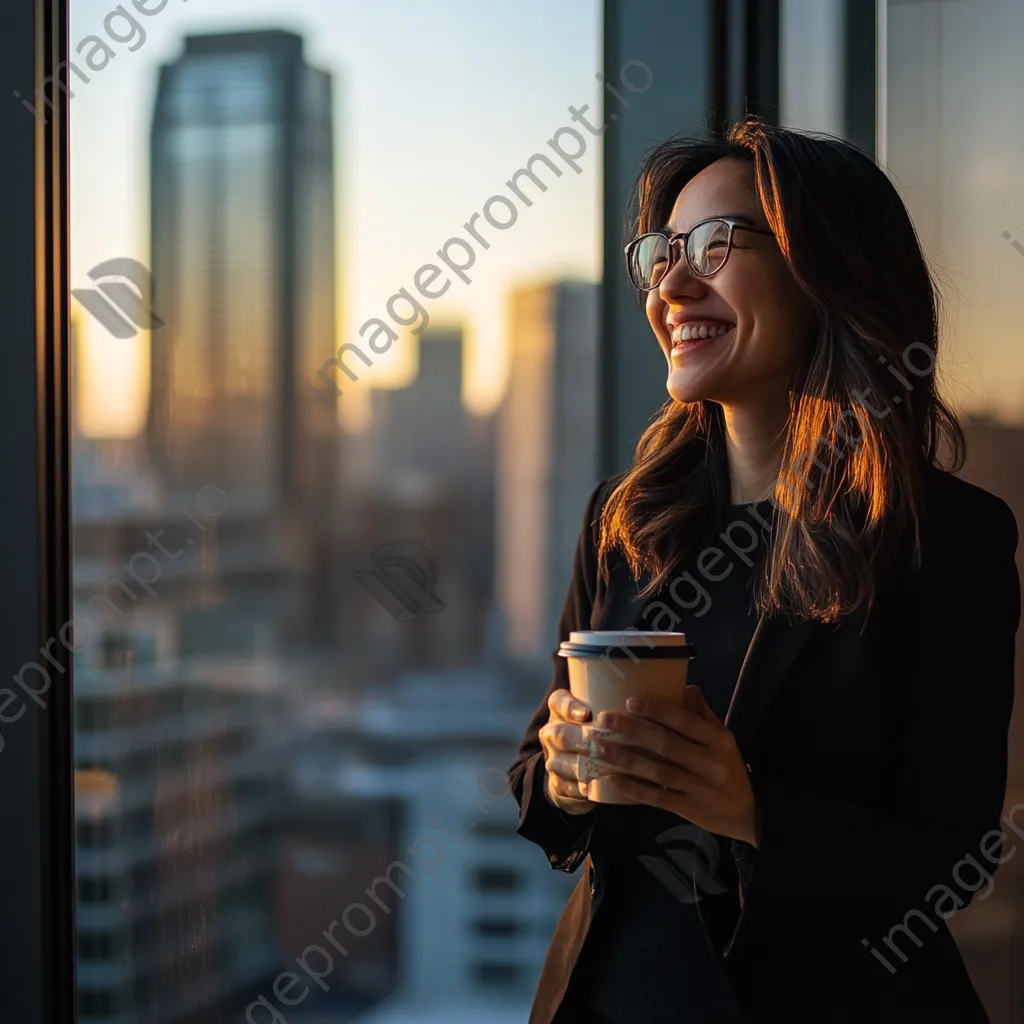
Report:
623,217,775,291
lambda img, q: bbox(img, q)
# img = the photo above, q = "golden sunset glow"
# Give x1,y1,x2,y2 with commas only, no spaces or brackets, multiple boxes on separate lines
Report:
72,312,150,438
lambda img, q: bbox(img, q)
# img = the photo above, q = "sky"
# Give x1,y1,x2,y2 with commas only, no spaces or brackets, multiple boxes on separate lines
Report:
64,0,1024,438
67,0,602,436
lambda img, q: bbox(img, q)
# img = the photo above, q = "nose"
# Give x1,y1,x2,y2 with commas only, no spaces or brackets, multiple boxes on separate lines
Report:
656,247,705,305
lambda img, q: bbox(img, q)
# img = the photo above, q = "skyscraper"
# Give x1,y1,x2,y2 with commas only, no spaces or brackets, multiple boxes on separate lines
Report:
343,327,498,672
497,280,600,662
366,327,468,488
148,29,339,516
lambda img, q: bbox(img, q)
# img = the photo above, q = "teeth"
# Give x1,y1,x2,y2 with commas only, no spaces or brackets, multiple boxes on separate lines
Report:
675,323,731,343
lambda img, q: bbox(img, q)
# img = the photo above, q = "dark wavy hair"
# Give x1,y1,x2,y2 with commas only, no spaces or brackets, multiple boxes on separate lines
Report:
598,116,964,623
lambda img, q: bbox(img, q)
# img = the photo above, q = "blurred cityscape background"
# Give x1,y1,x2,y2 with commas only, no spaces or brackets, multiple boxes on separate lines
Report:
67,1,1024,1022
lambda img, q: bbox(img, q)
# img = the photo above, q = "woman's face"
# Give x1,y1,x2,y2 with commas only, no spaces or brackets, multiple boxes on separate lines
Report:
645,157,813,407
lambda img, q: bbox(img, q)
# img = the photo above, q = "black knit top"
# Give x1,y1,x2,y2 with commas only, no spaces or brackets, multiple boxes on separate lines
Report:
562,500,772,1024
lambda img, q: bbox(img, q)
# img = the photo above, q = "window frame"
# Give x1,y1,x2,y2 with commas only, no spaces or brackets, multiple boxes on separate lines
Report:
0,0,76,1020
1,0,881,1018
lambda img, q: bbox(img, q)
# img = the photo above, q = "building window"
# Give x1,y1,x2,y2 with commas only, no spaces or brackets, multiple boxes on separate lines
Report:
472,819,519,837
77,819,114,848
78,932,120,960
471,867,523,893
472,962,524,988
79,989,116,1015
471,918,523,938
77,876,114,904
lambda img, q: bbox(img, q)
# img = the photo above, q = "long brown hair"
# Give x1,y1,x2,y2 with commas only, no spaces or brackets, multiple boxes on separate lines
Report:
599,116,964,623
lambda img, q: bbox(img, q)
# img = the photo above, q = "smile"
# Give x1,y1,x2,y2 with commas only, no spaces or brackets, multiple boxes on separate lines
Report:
669,321,734,355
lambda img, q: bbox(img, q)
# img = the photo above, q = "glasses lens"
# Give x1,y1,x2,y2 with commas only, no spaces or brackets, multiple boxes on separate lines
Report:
629,234,671,289
687,220,731,276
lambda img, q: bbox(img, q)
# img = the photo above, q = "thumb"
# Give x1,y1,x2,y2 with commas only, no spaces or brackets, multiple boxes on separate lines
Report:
685,685,718,721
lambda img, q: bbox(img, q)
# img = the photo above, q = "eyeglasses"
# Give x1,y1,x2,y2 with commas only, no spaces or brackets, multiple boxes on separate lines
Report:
624,217,775,291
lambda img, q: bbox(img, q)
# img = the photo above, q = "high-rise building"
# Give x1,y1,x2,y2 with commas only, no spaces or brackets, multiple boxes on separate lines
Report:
147,29,339,516
278,667,573,1023
496,280,600,663
341,327,497,672
366,327,468,488
71,457,293,1024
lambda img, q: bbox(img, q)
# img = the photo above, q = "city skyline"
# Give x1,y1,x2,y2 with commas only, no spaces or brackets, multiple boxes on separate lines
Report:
69,0,603,438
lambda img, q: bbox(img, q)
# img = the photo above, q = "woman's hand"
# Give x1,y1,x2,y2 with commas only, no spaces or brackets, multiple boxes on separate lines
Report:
591,685,758,845
538,689,599,816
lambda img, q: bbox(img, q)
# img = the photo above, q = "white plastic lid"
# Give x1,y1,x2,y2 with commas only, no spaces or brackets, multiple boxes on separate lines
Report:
567,630,688,646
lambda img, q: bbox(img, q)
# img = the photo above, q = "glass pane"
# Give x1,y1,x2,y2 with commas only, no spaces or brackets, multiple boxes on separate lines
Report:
881,2,1024,1021
69,2,601,1021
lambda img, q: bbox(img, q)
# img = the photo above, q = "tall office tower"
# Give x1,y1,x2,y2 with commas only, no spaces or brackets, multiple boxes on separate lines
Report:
281,667,574,1023
71,452,292,1024
367,327,468,487
342,326,497,672
496,280,600,663
148,29,339,517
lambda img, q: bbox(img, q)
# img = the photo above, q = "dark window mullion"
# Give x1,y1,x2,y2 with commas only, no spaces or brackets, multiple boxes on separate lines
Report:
0,0,75,1021
745,0,780,124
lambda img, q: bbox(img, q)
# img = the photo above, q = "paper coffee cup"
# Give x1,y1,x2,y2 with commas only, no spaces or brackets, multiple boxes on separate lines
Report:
557,631,696,804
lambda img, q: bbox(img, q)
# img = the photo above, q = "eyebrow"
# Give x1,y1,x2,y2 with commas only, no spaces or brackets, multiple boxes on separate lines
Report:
660,212,760,232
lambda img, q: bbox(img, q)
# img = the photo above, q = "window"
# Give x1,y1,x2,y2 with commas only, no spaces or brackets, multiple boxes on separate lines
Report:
878,2,1024,1017
472,818,521,837
77,876,114,904
2,1,798,1020
472,918,525,938
472,962,525,988
79,990,116,1016
472,867,524,894
78,932,120,961
64,3,605,1022
76,820,114,849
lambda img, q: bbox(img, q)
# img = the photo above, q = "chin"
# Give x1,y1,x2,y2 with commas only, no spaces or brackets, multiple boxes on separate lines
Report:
666,367,717,404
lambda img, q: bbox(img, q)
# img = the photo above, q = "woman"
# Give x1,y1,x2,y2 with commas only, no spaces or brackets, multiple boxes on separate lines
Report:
507,116,1021,1023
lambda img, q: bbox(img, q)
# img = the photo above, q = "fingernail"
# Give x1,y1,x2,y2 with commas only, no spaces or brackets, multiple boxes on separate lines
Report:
572,706,592,722
626,697,644,712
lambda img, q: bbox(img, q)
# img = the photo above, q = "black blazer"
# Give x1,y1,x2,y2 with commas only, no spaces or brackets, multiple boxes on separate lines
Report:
508,462,1020,1024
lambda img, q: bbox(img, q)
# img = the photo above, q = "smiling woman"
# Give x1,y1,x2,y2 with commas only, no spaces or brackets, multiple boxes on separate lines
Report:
508,115,1021,1024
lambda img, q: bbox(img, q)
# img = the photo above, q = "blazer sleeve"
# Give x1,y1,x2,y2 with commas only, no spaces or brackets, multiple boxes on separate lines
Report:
733,493,1021,941
505,476,614,874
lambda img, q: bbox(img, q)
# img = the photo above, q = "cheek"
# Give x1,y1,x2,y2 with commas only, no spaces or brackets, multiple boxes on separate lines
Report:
742,281,810,371
645,293,663,333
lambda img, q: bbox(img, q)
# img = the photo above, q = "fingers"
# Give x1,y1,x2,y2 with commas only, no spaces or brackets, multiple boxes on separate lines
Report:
548,688,592,725
538,717,589,755
544,750,594,808
683,685,719,722
613,695,726,750
548,749,589,786
593,733,722,790
590,709,720,770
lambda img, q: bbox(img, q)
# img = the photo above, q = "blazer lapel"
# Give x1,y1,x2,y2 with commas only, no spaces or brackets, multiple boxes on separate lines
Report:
724,613,818,754
597,556,819,753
